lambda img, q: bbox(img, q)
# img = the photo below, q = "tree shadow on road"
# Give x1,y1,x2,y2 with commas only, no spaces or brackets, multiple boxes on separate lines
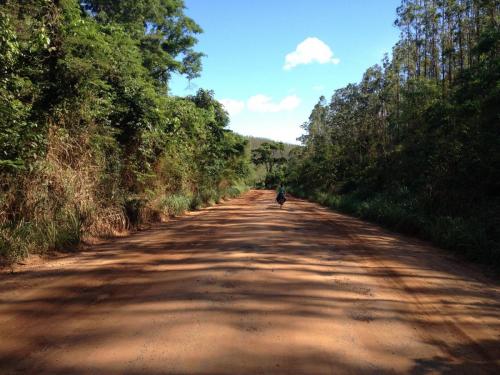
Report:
1,192,499,374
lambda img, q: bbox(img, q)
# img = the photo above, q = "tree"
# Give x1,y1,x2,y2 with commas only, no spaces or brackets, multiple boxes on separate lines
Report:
81,0,204,84
251,142,286,175
0,0,252,261
286,0,500,264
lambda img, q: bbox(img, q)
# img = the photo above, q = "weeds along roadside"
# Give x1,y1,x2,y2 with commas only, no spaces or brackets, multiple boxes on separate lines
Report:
0,124,250,264
0,3,252,264
288,187,500,271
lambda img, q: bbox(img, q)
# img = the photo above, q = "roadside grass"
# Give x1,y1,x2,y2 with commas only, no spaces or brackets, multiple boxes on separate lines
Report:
1,181,249,264
160,194,192,216
222,183,249,199
0,213,81,263
190,183,249,210
290,187,499,269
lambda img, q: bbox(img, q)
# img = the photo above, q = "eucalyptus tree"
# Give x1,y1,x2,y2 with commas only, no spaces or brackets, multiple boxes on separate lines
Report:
286,0,499,262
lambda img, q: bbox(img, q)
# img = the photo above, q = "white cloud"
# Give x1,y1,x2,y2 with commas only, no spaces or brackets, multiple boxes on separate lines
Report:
284,37,340,70
220,98,245,116
247,94,301,113
228,114,304,145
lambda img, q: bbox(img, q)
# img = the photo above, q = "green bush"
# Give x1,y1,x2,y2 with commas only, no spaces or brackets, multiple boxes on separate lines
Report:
0,3,252,263
189,195,203,210
160,194,191,216
40,212,82,251
0,224,30,263
0,211,82,263
199,187,219,205
304,189,499,268
222,183,248,198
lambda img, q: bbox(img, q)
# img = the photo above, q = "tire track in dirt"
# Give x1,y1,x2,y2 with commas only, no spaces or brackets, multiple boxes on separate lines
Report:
313,203,499,368
0,190,499,374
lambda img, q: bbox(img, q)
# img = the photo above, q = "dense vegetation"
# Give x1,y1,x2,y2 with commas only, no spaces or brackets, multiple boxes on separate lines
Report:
1,0,498,268
286,0,499,266
245,136,297,156
243,137,296,187
0,0,251,262
251,140,287,188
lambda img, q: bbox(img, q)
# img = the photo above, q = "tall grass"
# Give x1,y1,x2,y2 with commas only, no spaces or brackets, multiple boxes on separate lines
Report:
1,142,249,264
290,187,499,268
160,194,192,216
0,126,127,263
0,210,83,262
221,182,249,199
0,122,252,264
186,182,248,211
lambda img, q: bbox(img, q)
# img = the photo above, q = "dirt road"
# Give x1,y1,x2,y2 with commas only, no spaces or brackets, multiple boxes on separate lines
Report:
1,190,499,374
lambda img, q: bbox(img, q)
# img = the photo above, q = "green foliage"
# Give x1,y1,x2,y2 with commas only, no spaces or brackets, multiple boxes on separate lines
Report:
287,0,500,267
222,183,248,199
291,187,498,267
251,141,289,188
189,194,203,210
0,1,250,263
81,0,204,82
251,141,285,173
245,136,297,156
0,8,44,172
0,224,30,262
160,194,191,216
0,212,82,263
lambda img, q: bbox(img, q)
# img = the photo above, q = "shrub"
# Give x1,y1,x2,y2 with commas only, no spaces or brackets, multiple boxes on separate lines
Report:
304,189,499,268
0,224,30,263
160,194,191,216
189,195,203,210
0,3,252,264
199,187,219,205
222,183,248,199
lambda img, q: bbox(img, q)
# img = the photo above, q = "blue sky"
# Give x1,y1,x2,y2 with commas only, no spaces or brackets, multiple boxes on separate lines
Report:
169,0,402,144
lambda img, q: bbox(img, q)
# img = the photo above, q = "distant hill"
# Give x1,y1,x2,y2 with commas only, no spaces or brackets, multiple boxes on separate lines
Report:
243,136,299,157
241,136,301,184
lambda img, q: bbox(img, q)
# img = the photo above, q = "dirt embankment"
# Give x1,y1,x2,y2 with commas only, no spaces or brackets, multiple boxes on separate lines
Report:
1,190,499,374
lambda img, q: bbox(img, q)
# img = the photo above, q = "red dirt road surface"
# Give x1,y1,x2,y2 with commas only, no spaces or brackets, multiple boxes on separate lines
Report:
1,190,499,374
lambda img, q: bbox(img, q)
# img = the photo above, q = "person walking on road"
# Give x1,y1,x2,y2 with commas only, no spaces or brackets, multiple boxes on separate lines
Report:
276,183,286,208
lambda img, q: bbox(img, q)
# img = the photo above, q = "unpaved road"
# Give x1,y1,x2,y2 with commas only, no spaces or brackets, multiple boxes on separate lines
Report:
1,190,499,374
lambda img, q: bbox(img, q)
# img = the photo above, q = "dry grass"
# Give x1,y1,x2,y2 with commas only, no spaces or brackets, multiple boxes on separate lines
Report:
0,125,127,262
